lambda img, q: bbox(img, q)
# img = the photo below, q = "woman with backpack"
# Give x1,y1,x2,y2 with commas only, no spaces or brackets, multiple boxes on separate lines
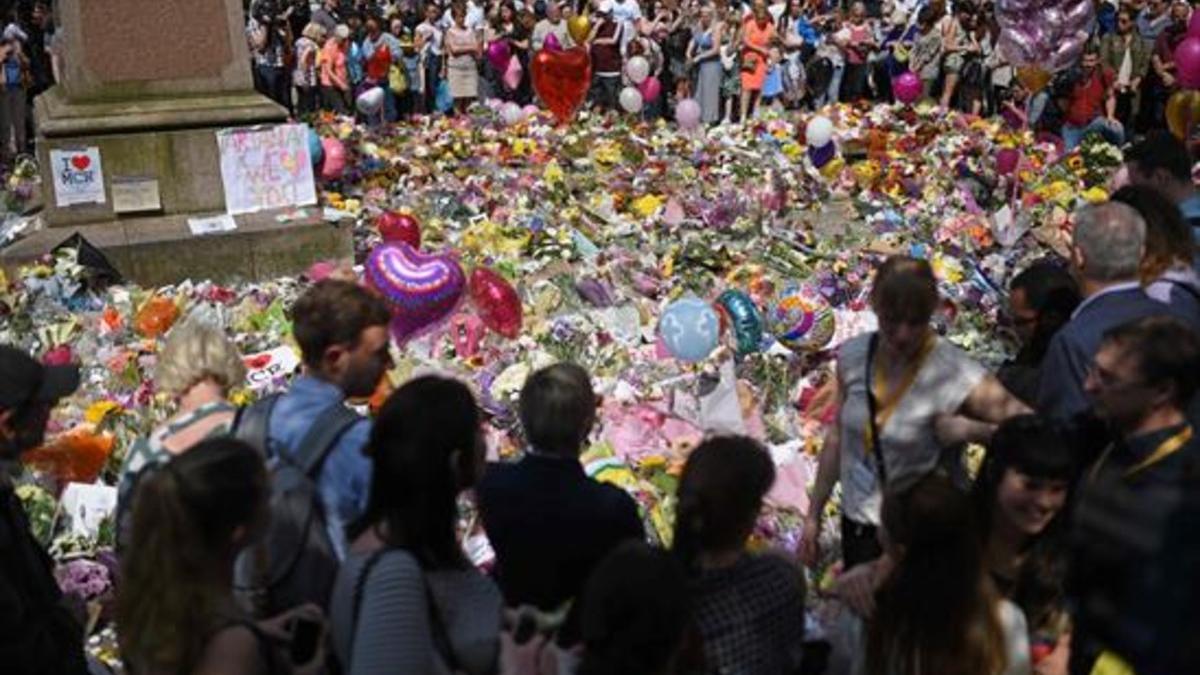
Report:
117,437,327,675
115,319,246,552
330,376,502,675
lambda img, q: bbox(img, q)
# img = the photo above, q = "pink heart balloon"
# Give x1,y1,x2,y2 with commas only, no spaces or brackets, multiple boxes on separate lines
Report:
365,243,466,343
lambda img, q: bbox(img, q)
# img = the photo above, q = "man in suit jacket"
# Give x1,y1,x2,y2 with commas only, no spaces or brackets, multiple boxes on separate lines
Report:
476,363,644,640
1038,201,1191,420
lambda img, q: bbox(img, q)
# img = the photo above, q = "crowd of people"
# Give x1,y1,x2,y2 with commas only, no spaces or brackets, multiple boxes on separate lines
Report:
2,130,1200,675
245,0,1198,146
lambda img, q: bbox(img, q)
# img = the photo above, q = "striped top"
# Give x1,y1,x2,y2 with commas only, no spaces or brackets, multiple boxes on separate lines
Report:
330,549,502,675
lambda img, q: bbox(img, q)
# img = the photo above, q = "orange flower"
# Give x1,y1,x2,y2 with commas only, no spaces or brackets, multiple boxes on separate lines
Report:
23,427,115,484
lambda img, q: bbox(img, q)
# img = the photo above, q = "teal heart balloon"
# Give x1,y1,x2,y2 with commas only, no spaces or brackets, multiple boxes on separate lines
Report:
717,290,763,355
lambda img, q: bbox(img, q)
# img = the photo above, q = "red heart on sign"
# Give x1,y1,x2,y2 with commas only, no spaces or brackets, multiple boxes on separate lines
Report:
71,155,90,170
531,47,591,125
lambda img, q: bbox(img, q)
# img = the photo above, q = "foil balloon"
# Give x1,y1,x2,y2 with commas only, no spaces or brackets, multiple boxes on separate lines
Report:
658,296,721,363
1014,66,1051,93
365,243,466,343
996,0,1094,72
567,15,590,44
543,32,562,52
469,267,523,339
767,286,836,353
675,98,701,129
319,137,346,181
307,127,324,166
1191,10,1200,38
366,45,391,82
715,290,764,355
531,47,592,124
486,40,512,70
503,56,524,91
376,211,421,248
892,71,921,104
1166,89,1200,140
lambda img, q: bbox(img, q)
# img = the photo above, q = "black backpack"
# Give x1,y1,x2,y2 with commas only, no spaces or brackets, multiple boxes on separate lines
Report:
232,394,363,618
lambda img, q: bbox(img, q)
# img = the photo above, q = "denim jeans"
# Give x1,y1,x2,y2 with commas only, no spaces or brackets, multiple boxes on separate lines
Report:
1062,117,1124,150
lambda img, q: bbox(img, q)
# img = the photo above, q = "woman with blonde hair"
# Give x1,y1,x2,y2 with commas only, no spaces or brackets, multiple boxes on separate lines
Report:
294,22,328,116
116,318,247,550
320,24,353,114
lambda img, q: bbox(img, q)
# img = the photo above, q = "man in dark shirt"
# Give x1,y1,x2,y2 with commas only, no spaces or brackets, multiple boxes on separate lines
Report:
1070,317,1200,675
998,260,1081,406
476,363,643,636
1037,202,1185,420
0,345,87,675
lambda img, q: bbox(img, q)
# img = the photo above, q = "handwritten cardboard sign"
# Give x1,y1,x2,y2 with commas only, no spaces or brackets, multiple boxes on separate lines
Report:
217,124,316,215
50,147,106,206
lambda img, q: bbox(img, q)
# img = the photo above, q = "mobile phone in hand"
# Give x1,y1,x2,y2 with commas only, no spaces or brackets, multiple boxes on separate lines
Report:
288,617,322,665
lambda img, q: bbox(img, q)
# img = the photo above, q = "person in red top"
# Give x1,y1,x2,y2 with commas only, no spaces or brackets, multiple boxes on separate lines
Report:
1062,42,1124,150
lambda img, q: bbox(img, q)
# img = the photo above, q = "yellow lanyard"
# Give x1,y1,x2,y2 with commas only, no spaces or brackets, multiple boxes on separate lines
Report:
864,335,936,453
1090,425,1194,483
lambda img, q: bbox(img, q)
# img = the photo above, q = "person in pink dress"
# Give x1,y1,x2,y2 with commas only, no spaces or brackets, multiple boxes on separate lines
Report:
740,0,776,121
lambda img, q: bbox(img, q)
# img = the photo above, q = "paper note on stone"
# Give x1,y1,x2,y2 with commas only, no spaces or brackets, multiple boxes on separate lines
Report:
60,482,117,538
187,214,237,236
49,147,105,206
217,124,316,215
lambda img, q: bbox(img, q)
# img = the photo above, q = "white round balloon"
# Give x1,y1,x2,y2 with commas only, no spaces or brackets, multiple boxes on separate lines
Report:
625,56,650,85
618,86,644,114
805,115,834,148
501,101,526,126
356,87,385,115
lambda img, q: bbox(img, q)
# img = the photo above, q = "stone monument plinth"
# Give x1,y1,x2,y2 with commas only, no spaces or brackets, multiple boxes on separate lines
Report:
1,0,352,286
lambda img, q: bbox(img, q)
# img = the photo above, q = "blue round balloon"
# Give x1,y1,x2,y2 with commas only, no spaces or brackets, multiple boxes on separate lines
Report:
659,296,721,363
307,127,324,167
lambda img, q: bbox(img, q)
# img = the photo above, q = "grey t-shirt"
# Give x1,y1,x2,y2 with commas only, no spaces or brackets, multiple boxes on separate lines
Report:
836,333,986,525
331,549,502,675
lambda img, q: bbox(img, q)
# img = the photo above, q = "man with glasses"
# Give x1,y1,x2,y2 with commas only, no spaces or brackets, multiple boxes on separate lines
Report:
0,345,87,674
998,260,1081,406
1070,316,1200,675
1037,202,1181,421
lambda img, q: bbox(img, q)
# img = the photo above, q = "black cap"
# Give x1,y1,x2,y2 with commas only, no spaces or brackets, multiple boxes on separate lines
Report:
0,345,80,410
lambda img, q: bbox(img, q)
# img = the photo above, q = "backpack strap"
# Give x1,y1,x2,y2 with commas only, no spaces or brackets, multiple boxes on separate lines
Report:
233,393,282,457
349,549,463,672
293,403,363,477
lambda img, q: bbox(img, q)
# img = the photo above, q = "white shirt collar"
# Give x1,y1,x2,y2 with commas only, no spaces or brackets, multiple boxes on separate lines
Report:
1071,281,1144,320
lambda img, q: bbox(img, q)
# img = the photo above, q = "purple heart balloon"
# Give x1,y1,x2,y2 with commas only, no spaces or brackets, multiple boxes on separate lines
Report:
365,242,466,343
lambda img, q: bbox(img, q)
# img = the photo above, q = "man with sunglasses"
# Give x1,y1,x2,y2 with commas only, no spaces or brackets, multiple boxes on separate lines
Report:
1070,316,1200,675
0,345,87,674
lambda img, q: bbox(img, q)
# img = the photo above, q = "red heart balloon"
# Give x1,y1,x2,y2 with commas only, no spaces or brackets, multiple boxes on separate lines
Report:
376,211,421,248
469,267,522,339
531,47,591,125
366,45,391,82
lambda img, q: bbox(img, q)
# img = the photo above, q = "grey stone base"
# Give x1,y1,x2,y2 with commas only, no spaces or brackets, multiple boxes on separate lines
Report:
1,210,353,287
